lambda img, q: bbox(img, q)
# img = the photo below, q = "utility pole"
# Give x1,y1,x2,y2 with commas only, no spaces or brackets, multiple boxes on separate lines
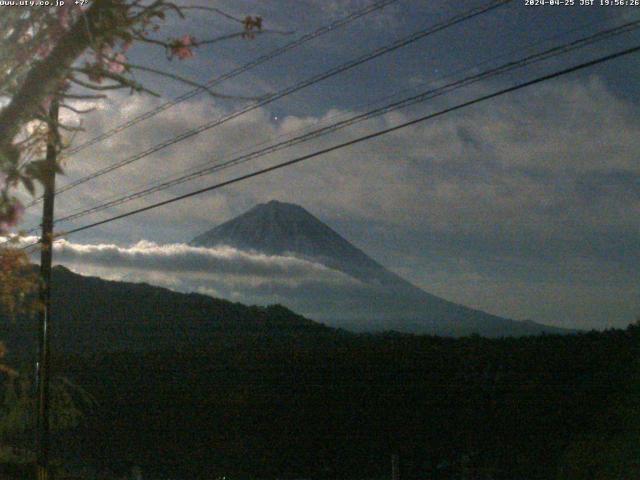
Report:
35,98,59,480
391,453,400,480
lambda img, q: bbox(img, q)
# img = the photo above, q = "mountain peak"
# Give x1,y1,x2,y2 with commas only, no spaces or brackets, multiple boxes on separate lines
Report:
259,199,305,210
190,201,402,286
249,200,316,220
188,202,569,336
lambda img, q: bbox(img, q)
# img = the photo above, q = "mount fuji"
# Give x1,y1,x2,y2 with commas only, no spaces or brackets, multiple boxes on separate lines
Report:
190,200,571,337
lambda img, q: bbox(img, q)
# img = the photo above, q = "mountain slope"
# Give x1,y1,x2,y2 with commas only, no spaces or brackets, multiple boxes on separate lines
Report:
190,201,571,336
1,265,336,357
191,200,411,289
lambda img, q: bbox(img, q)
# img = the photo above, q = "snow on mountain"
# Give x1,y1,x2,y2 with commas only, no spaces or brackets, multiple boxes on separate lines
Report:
190,200,572,337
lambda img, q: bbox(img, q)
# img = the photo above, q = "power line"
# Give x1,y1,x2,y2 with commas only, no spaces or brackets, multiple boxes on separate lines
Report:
37,44,640,245
51,18,640,226
50,0,511,197
25,0,511,207
20,5,401,212
23,0,399,210
2,0,512,247
51,13,616,220
61,0,402,159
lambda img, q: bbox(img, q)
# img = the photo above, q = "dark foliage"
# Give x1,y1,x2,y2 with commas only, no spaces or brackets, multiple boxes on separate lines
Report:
53,327,640,480
1,267,638,479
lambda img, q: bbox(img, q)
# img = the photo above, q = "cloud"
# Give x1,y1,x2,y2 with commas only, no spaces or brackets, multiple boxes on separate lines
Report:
46,238,359,285
2,234,376,319
33,237,397,323
38,32,638,252
12,71,640,329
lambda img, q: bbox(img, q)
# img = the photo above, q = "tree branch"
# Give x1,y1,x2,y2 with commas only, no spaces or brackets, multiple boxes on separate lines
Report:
0,0,126,159
126,62,265,101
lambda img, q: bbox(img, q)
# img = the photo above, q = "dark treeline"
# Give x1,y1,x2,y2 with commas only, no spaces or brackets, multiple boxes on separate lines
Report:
1,268,638,479
53,324,640,480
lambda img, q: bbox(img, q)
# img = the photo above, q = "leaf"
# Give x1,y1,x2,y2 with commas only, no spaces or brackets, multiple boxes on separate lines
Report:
19,175,34,195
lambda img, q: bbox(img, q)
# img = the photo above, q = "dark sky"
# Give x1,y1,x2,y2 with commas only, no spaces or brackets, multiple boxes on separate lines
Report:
13,0,640,329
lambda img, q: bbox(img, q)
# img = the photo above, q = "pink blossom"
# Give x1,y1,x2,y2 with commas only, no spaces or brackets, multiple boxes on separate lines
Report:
87,66,104,84
57,3,83,29
171,35,196,60
41,95,53,111
36,42,53,58
106,53,127,74
11,201,24,224
86,47,114,84
0,200,24,233
97,45,113,60
57,5,72,30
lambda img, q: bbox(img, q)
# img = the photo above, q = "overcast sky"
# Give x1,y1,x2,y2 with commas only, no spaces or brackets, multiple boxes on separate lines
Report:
14,0,640,330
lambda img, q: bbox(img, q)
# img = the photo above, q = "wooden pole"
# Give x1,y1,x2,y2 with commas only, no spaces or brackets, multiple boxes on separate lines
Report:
391,453,400,480
35,98,59,480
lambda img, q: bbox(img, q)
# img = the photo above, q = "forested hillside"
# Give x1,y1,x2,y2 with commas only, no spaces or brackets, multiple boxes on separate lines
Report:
0,267,637,479
54,324,640,479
